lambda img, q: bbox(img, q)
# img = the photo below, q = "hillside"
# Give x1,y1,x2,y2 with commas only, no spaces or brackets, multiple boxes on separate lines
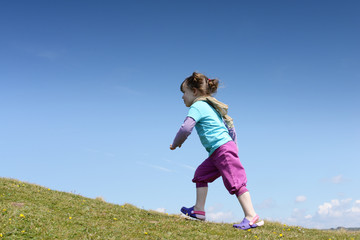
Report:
1,177,359,239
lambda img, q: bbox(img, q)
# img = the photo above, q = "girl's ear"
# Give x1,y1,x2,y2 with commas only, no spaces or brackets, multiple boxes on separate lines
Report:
193,88,199,96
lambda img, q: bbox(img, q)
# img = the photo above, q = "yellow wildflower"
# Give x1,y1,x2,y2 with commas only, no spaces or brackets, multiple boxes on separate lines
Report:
113,218,118,221
21,230,25,233
0,233,3,237
69,217,72,220
144,232,148,235
2,209,6,212
279,233,283,237
19,214,25,218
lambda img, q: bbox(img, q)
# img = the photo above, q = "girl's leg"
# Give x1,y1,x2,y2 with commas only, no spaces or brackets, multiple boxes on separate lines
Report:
237,191,257,220
211,142,258,221
194,187,208,211
192,156,221,212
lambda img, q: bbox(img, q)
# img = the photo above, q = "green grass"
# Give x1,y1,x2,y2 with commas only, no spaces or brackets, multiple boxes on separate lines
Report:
1,177,359,239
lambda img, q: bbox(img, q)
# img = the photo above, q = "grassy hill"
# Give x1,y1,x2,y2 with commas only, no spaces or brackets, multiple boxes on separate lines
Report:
1,178,359,239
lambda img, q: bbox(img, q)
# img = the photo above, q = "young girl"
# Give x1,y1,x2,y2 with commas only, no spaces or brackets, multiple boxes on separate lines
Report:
170,72,264,230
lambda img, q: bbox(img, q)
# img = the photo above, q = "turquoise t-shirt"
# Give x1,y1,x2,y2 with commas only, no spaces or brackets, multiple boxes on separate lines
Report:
187,101,232,156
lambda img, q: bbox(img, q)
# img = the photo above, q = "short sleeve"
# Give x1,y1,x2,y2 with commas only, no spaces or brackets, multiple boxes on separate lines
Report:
187,105,202,122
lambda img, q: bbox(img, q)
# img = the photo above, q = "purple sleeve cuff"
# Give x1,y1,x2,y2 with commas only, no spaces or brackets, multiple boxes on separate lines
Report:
228,127,237,145
224,120,237,145
172,116,196,148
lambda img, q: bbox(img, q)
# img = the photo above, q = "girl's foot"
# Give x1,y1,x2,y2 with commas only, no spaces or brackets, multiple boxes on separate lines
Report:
233,214,264,230
180,206,206,221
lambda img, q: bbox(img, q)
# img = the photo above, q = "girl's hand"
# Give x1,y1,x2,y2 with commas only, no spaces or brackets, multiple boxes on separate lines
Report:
170,144,181,150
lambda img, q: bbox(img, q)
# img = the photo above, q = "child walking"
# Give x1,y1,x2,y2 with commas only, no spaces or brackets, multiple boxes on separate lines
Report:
170,72,264,230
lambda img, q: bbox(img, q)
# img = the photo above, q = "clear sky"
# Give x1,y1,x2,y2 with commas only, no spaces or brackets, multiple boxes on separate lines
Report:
1,0,359,229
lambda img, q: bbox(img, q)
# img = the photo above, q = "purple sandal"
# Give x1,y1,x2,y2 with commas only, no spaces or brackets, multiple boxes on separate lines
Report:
233,215,264,230
181,206,206,221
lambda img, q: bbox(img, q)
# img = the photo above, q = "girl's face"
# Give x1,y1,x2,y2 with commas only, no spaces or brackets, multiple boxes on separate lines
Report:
182,84,199,107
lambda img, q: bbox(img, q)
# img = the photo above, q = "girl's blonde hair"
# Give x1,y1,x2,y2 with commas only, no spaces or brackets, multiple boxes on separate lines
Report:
181,72,219,96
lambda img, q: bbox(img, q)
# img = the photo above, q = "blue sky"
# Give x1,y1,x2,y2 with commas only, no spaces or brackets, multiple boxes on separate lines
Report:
1,0,359,229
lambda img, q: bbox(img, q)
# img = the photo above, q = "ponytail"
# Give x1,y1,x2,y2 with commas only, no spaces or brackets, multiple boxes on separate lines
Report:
207,78,219,95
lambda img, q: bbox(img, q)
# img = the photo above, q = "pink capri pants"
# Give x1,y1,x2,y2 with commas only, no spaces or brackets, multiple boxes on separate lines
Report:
192,141,248,197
